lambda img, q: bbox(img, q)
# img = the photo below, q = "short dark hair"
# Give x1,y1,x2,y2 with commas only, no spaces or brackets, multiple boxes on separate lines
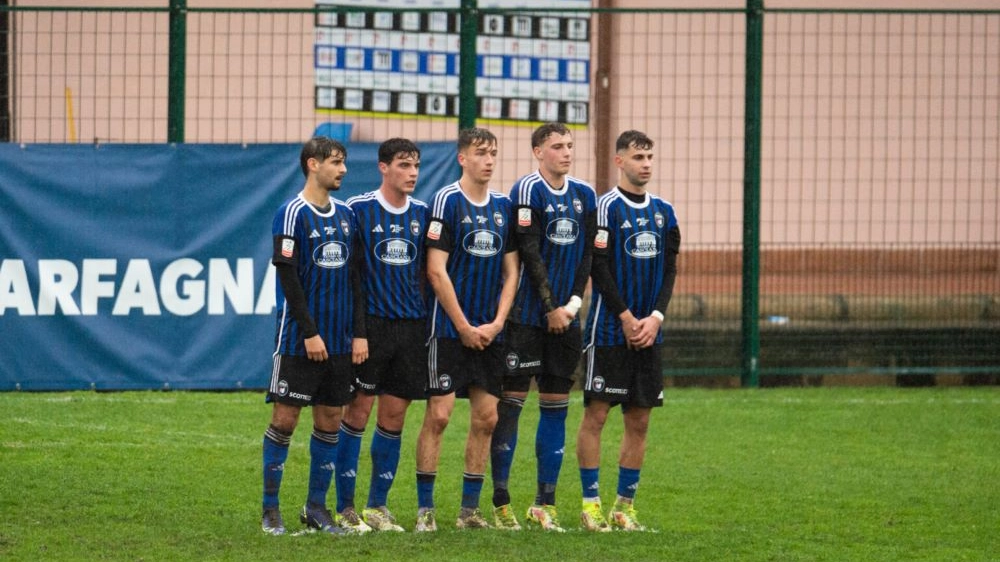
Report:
615,130,653,152
457,127,497,152
378,137,420,165
300,136,347,178
531,122,571,148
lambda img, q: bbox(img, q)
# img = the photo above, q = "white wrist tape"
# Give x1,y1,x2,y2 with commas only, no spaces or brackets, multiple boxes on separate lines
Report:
651,310,665,322
564,295,582,316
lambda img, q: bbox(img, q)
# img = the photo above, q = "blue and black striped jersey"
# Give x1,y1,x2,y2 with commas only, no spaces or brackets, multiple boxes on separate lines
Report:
272,194,358,356
346,190,429,320
510,172,596,327
425,182,514,340
585,188,679,347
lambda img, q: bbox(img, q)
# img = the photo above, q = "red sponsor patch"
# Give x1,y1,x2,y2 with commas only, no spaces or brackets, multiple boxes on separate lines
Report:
281,238,295,257
427,220,443,241
594,230,608,249
518,208,532,227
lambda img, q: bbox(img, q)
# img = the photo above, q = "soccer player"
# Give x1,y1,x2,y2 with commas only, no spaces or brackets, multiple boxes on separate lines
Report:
577,130,680,532
490,123,596,531
261,136,364,536
334,138,429,533
414,127,519,531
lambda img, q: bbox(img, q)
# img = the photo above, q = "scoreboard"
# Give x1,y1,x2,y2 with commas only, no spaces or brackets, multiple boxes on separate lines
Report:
315,0,591,124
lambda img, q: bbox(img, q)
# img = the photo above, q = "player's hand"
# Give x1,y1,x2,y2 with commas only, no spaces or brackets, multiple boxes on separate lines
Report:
618,310,641,350
458,324,488,350
480,320,503,345
627,316,662,349
352,337,369,365
545,307,573,334
304,335,329,362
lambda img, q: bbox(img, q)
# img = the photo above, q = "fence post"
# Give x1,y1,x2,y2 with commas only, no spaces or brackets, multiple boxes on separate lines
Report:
168,0,187,143
741,0,764,388
457,0,478,131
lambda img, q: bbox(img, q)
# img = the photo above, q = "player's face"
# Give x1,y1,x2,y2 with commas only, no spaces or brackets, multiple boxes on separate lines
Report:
534,132,573,181
382,153,420,196
458,140,498,186
315,151,347,191
616,144,653,189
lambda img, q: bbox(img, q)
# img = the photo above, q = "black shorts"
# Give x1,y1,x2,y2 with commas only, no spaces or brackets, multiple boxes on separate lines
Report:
353,316,428,401
268,353,354,407
582,344,664,408
426,337,503,398
503,322,581,394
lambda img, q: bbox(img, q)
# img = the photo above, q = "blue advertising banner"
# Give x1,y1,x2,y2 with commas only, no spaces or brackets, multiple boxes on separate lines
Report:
0,142,459,391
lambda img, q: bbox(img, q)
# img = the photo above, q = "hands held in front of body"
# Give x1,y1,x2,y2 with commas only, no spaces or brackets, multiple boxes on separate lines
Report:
619,310,662,350
304,334,329,362
545,307,574,334
352,337,369,365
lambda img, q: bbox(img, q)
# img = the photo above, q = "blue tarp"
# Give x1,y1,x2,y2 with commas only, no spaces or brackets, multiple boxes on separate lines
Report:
0,142,459,390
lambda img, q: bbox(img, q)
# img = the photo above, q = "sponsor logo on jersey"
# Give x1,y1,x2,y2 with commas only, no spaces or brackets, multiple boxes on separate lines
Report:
427,220,443,240
281,238,295,258
463,229,502,257
375,238,417,266
620,220,632,229
546,217,579,246
518,208,532,227
372,224,384,233
594,229,609,249
624,231,660,259
309,229,321,238
314,241,349,268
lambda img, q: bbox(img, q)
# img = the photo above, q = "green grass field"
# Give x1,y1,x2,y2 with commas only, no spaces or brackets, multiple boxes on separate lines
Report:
2,387,997,561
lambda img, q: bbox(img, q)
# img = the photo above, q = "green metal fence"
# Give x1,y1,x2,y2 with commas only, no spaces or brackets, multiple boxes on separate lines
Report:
2,2,997,386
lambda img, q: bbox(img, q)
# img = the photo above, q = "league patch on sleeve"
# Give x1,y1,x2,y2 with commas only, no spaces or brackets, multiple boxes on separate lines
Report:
518,208,532,227
594,229,609,249
281,238,295,258
427,220,443,241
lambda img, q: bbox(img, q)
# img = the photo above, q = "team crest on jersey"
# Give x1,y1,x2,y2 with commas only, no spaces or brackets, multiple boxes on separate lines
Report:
573,198,583,214
340,220,350,235
505,352,519,371
463,229,501,257
410,219,421,236
546,218,579,246
594,229,609,249
427,220,443,240
438,374,452,391
375,238,417,266
624,231,660,259
518,208,532,227
313,241,349,268
592,376,606,392
655,212,664,228
493,211,504,226
281,238,295,258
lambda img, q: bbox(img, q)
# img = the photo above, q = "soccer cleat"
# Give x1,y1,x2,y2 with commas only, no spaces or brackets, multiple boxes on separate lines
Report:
362,506,405,532
492,504,522,530
336,506,373,534
414,508,438,532
300,503,346,535
608,500,646,532
525,504,565,532
580,500,611,532
455,507,491,529
261,507,286,535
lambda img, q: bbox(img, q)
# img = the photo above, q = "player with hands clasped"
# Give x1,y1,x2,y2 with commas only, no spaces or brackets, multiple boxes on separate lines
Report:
577,130,681,532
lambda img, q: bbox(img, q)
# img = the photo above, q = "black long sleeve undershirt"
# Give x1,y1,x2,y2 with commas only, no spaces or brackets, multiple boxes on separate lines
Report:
516,208,596,313
275,262,318,338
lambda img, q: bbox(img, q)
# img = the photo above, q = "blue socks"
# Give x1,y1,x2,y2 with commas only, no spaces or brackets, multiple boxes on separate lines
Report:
307,428,339,508
262,425,291,510
462,473,485,509
416,471,436,509
490,396,524,506
335,421,363,512
617,466,641,500
580,467,601,501
367,424,402,508
535,398,568,505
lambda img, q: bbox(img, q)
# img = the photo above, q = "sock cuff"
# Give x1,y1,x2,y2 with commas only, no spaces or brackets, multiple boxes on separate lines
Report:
539,398,570,410
462,472,486,482
339,421,365,437
265,425,292,446
500,396,526,408
374,424,402,439
311,428,339,445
